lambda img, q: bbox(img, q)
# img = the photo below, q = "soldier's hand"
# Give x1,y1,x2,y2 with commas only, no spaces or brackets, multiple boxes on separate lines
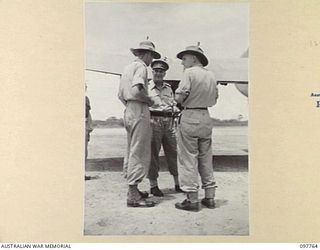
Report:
148,98,155,107
176,103,183,111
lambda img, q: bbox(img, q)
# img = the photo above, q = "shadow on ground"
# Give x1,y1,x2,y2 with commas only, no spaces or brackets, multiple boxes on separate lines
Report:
86,155,248,172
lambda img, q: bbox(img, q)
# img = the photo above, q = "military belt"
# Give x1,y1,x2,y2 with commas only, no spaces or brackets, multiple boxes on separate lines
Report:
150,111,174,117
184,107,208,110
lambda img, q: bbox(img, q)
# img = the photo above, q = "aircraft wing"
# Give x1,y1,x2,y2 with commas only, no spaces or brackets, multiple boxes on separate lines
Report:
86,53,134,76
87,53,247,81
86,53,248,96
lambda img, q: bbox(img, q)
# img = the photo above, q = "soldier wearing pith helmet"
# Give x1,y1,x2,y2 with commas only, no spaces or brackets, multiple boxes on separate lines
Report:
147,57,183,197
118,39,161,208
174,43,219,212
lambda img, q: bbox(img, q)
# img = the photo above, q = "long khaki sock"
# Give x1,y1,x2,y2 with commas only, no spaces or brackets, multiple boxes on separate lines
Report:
128,185,140,200
187,192,199,203
149,179,158,188
173,175,179,186
204,187,216,199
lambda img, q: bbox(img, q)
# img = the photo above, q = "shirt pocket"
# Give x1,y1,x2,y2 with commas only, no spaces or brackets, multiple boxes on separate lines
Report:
149,93,161,108
162,93,174,106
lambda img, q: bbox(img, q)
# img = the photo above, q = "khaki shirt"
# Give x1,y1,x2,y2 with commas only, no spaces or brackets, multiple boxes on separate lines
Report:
118,58,149,104
148,80,177,112
175,65,218,108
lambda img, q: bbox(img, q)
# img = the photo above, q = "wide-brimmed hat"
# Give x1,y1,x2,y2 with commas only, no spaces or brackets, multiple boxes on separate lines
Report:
151,57,169,71
130,40,161,59
176,45,208,66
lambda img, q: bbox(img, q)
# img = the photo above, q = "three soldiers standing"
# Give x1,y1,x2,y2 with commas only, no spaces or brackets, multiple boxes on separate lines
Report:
118,40,218,211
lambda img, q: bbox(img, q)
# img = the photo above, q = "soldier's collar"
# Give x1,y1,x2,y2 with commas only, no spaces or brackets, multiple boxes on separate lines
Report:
150,80,167,90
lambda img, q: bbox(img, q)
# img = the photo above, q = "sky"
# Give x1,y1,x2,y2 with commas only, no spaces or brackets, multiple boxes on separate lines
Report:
85,2,249,120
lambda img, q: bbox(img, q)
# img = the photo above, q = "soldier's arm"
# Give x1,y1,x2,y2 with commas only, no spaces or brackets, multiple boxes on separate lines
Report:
211,74,219,105
175,71,191,104
118,92,127,106
167,86,181,112
175,91,189,104
130,84,153,106
131,65,154,106
118,77,127,106
214,84,219,102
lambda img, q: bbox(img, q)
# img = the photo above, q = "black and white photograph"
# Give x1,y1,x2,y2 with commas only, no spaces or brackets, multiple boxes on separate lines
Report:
84,2,249,235
4,0,320,245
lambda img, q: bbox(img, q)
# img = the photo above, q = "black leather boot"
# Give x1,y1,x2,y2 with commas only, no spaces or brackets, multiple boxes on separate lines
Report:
150,186,164,197
127,185,155,208
175,192,200,212
175,185,184,193
201,187,216,209
175,199,200,212
201,198,215,209
138,190,149,198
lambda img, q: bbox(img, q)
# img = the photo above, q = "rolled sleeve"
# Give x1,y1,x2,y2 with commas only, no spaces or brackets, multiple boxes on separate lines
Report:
175,70,191,103
132,64,147,88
